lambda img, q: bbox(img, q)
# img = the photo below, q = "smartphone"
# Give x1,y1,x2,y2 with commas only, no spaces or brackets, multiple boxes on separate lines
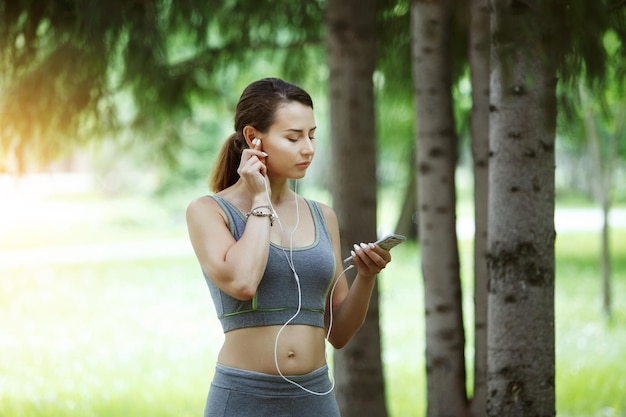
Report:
343,233,406,265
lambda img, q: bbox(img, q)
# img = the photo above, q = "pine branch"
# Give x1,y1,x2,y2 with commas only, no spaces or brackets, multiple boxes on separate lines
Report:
167,38,324,78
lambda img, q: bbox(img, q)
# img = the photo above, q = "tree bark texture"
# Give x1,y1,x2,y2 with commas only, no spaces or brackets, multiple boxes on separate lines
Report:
488,1,556,416
326,0,387,416
411,1,468,416
468,0,490,415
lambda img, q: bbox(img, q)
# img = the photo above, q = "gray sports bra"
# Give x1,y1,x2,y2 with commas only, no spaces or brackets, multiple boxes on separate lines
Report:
203,195,337,332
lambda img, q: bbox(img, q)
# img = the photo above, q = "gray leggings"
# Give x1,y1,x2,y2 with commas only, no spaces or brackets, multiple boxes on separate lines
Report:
204,364,341,417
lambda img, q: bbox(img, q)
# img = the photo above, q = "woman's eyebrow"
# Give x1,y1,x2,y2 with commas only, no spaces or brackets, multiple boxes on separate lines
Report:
281,126,317,133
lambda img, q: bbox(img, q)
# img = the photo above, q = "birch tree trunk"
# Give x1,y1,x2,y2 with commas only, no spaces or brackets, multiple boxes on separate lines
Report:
326,0,387,415
411,1,468,416
468,0,490,415
487,1,556,415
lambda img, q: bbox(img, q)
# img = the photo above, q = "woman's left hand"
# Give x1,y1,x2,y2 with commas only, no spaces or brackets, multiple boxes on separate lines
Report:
349,242,391,278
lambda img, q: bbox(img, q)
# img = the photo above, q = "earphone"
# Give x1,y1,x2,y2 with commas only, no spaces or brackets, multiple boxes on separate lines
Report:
259,177,353,396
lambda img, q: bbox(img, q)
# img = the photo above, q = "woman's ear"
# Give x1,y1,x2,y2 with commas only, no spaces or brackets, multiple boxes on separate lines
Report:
242,126,258,147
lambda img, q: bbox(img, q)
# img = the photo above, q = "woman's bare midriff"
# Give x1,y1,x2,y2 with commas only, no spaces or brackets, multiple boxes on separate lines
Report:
217,325,328,375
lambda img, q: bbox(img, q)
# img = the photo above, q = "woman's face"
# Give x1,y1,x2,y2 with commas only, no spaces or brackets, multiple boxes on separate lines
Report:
262,101,316,180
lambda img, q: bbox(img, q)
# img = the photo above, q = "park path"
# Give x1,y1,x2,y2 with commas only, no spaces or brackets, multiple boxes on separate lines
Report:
456,207,626,239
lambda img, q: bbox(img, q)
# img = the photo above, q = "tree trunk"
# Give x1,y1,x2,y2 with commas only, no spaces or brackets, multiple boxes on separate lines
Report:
579,84,623,319
326,0,387,416
580,84,611,317
411,1,468,416
468,0,490,415
487,1,556,416
395,149,419,240
600,197,611,318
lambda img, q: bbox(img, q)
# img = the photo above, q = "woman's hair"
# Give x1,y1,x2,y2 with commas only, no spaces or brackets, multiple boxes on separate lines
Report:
209,78,314,193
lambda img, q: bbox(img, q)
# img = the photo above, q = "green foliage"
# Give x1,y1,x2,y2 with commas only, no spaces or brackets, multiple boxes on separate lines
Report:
0,0,326,172
375,0,412,100
556,2,626,122
2,0,626,183
375,0,469,101
556,19,626,202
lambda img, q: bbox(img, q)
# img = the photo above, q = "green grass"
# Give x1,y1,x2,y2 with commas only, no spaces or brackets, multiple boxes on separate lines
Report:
553,231,626,417
0,259,221,417
1,192,625,417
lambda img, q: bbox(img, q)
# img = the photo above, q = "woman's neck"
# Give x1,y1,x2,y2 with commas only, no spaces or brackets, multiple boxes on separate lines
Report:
267,177,293,205
227,177,293,207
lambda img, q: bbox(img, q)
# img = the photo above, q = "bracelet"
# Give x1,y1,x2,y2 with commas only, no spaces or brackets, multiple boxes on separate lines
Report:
245,205,275,226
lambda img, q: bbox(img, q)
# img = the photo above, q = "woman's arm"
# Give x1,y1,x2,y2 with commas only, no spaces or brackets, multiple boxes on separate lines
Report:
186,195,272,300
186,143,272,301
320,204,391,349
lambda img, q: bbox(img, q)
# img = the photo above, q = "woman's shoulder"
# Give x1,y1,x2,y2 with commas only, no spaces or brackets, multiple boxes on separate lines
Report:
188,186,237,209
306,199,338,227
187,193,218,207
312,199,333,213
186,194,223,219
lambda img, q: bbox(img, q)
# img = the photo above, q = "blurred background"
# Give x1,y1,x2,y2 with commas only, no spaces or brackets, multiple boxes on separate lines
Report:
1,1,625,416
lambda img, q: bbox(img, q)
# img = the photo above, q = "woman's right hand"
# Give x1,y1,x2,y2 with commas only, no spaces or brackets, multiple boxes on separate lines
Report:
237,138,269,197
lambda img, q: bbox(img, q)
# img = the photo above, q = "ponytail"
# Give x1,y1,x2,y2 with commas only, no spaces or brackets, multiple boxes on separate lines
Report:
209,132,247,193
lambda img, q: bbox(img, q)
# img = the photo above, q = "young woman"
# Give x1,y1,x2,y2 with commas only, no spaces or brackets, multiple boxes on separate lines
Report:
186,77,392,417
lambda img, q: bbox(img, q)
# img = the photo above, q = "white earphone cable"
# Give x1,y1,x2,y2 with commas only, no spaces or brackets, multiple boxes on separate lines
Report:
260,178,353,395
